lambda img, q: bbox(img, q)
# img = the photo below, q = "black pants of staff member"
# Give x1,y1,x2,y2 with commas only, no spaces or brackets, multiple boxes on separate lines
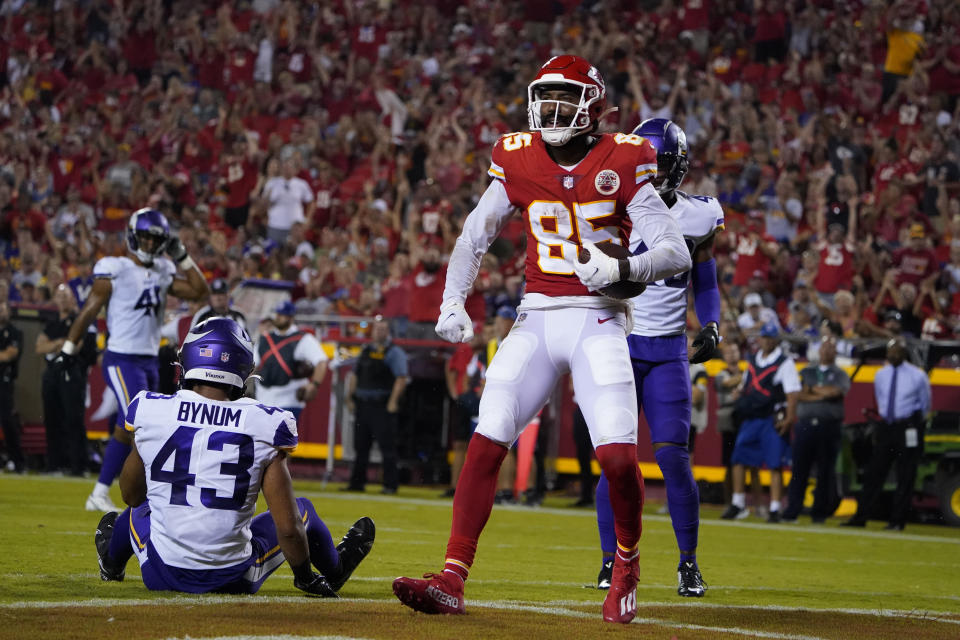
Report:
42,365,89,475
349,399,398,492
783,417,843,521
0,382,24,472
850,416,924,527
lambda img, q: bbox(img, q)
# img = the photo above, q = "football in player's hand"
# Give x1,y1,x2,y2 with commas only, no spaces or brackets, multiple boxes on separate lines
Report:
577,242,647,300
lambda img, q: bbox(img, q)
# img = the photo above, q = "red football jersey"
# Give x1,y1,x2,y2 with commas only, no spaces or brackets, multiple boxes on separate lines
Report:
488,132,657,297
814,240,856,294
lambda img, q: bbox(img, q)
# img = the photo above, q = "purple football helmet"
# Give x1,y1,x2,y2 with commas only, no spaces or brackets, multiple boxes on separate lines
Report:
127,208,170,265
633,118,689,196
179,317,255,395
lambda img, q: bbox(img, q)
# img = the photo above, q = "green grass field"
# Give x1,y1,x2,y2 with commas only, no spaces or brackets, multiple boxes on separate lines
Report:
1,473,959,640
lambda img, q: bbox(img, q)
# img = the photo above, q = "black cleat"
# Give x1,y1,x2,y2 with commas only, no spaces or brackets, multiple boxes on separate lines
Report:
597,557,614,590
327,517,375,592
720,504,749,520
95,512,125,581
767,510,781,524
677,561,706,597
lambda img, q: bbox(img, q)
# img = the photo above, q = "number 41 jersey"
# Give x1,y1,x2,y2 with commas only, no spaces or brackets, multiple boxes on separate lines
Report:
94,255,176,355
488,131,659,297
125,389,298,570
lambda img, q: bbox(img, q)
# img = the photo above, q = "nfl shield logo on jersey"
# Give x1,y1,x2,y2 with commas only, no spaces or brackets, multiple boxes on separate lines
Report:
595,169,620,196
562,175,575,190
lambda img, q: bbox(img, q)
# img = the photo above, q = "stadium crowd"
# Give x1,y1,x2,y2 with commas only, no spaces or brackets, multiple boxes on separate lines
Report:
0,0,958,352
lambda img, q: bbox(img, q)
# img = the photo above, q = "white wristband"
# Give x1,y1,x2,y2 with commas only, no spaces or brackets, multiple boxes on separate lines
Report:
177,256,195,270
62,340,77,356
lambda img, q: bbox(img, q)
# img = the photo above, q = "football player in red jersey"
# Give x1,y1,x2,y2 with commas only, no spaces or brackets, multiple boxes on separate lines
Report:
392,55,691,624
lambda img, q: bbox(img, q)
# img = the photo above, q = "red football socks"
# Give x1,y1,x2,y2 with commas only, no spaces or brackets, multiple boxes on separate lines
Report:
595,442,644,550
444,433,509,582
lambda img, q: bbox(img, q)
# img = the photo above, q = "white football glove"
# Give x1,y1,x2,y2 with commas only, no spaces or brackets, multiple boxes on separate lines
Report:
435,300,474,343
571,240,621,290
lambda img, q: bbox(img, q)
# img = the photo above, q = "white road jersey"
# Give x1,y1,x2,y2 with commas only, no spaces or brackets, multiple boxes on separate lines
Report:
94,256,176,355
630,191,724,337
126,389,298,570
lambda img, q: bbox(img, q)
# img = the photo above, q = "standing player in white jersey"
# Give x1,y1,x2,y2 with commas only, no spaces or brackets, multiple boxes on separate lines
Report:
392,55,691,624
592,119,723,598
57,208,209,512
94,318,375,595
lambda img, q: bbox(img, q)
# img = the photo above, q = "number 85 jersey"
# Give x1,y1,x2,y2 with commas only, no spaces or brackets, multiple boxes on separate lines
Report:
487,131,662,297
126,389,298,570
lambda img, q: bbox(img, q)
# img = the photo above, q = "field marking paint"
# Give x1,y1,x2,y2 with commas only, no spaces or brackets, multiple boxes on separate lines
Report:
466,601,829,639
4,594,959,624
546,599,960,624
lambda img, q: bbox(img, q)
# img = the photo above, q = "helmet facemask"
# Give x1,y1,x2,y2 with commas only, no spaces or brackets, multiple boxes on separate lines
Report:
131,230,167,265
654,153,689,195
528,81,600,147
126,208,170,266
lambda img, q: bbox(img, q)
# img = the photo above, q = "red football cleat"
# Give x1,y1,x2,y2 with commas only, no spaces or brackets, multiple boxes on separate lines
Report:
602,552,639,623
393,572,466,615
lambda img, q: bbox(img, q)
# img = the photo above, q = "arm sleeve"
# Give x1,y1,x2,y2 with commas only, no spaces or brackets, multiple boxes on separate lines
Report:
124,392,145,433
919,369,932,414
874,369,887,415
837,369,852,394
294,333,328,366
442,179,516,305
625,182,692,283
92,257,120,280
387,346,409,377
692,257,720,326
777,358,803,394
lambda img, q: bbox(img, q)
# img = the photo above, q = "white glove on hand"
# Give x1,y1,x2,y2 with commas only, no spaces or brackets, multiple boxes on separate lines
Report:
435,300,474,343
571,240,621,290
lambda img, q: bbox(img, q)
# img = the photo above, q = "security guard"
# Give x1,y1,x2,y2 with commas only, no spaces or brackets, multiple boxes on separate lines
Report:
782,336,850,523
344,316,409,494
0,301,24,473
37,285,98,475
843,338,931,531
254,301,328,418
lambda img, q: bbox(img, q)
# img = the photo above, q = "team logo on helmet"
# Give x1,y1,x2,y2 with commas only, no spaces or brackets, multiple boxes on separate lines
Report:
594,169,620,196
587,65,604,91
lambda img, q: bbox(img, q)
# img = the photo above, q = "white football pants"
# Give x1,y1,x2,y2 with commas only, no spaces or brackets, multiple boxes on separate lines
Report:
476,306,638,448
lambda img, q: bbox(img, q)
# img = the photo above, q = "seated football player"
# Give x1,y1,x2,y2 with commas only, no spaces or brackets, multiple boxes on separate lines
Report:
95,318,374,596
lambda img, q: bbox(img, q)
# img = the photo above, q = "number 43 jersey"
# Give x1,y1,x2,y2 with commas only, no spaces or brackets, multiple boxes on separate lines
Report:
94,255,177,355
488,131,659,297
125,389,298,570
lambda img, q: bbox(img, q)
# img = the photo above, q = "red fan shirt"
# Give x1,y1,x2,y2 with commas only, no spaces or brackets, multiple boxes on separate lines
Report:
813,240,856,294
